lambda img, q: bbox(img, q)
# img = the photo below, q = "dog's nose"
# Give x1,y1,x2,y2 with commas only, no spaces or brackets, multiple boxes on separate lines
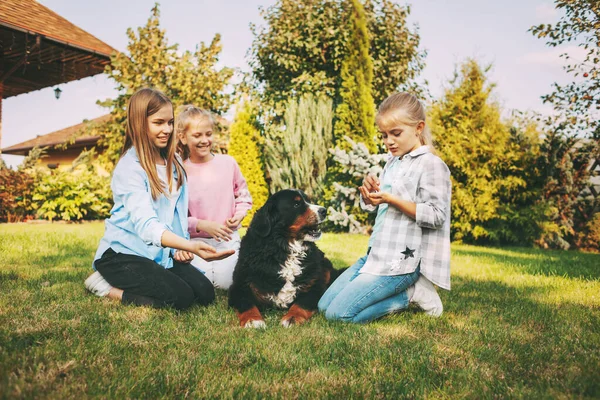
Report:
318,207,327,219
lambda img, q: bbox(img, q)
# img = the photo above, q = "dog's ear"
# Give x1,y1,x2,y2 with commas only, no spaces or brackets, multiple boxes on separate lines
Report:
252,201,273,237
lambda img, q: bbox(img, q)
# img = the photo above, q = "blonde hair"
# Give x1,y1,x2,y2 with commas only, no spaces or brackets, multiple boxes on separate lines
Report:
375,92,434,151
175,105,215,160
122,88,185,200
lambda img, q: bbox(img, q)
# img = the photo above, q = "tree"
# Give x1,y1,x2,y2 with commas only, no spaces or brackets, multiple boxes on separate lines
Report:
487,112,550,245
535,129,598,249
91,4,233,168
228,102,270,225
530,0,600,249
333,0,377,152
264,94,334,199
429,60,521,243
530,0,600,138
249,0,425,109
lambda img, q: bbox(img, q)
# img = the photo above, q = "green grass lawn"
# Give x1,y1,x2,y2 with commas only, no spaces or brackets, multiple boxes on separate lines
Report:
1,222,599,399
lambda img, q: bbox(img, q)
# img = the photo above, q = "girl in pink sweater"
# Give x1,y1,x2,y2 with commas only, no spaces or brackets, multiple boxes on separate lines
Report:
176,105,252,289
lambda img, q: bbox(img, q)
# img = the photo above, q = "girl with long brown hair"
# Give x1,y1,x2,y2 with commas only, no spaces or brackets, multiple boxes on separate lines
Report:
84,88,233,310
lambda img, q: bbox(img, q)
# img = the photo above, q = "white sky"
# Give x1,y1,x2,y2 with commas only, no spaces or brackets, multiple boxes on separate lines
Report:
2,0,572,167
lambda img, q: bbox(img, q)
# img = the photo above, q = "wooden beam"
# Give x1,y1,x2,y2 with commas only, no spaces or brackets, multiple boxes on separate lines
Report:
0,35,40,81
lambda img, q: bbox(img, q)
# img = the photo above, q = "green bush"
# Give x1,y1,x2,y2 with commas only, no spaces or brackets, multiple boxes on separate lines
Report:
228,102,269,226
31,160,112,222
264,94,333,199
577,212,600,253
0,166,35,222
326,137,386,233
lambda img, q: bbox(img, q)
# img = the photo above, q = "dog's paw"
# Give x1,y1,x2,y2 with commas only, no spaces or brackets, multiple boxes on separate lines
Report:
281,305,314,327
281,317,295,328
244,319,267,329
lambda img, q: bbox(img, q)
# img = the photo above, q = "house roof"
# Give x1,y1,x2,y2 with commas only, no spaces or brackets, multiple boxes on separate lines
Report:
1,115,110,156
0,0,115,56
0,0,117,98
2,114,232,156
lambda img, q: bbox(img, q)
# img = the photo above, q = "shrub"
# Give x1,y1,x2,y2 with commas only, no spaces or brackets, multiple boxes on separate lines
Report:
327,137,386,233
576,212,600,253
0,166,35,222
264,94,334,199
31,152,112,221
228,102,269,226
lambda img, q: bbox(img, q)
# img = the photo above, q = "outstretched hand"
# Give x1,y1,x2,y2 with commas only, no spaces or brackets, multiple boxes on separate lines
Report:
173,250,194,263
190,240,235,262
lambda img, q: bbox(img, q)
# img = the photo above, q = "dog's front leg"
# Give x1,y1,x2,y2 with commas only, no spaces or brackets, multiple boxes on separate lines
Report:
228,283,266,329
280,283,323,327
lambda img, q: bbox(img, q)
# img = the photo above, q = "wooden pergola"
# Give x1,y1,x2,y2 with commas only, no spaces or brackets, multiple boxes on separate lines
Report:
0,0,116,156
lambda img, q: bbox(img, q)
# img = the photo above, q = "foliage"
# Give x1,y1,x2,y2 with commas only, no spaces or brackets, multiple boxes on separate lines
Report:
484,112,551,245
228,102,270,226
249,0,425,110
91,4,233,168
576,212,600,252
530,0,600,138
535,129,599,249
429,59,522,243
0,166,35,222
333,0,377,153
327,136,386,233
264,94,334,198
31,151,112,221
0,147,48,222
529,0,600,249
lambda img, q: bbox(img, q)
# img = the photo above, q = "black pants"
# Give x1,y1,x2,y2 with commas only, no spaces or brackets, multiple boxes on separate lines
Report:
94,248,215,310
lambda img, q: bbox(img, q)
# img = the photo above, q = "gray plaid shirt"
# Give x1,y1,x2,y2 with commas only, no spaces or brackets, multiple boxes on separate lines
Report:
360,146,452,290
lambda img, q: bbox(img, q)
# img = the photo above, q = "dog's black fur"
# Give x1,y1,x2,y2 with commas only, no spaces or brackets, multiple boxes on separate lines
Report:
228,189,343,328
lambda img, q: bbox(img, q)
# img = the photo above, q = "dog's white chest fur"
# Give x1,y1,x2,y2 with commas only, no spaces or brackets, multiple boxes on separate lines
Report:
268,240,306,308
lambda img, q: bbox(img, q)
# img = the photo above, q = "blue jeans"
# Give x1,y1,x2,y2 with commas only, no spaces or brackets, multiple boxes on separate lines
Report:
318,254,419,323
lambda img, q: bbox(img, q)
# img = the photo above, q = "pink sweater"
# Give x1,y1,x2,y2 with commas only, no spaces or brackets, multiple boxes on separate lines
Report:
185,155,252,238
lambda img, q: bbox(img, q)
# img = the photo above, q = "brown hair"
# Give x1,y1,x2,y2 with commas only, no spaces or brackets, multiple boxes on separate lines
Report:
122,88,185,200
175,105,215,160
376,92,435,151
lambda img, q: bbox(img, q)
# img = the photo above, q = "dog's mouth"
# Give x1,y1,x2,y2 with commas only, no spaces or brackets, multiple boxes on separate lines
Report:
303,223,323,242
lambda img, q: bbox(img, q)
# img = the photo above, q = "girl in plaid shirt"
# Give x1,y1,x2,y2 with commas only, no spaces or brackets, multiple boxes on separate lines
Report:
319,92,451,323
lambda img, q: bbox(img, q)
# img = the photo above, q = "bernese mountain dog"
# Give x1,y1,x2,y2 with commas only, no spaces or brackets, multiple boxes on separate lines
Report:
228,189,343,328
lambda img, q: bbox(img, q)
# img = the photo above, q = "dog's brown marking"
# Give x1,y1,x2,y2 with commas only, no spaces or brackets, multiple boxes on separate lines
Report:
281,304,315,326
249,283,271,304
236,306,264,327
324,269,331,285
290,208,318,236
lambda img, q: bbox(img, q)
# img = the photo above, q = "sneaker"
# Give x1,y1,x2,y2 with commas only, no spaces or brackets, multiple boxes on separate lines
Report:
84,271,113,297
410,276,443,317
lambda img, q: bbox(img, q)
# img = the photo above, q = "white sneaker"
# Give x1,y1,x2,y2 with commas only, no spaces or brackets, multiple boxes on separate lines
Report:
84,271,113,297
410,276,443,317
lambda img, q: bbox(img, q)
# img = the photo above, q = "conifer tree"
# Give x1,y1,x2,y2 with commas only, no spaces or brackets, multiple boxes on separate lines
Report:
333,0,377,153
429,59,518,243
264,94,334,199
228,102,270,225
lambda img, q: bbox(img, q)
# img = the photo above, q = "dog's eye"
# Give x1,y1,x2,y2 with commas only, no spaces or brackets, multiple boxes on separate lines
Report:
294,202,301,208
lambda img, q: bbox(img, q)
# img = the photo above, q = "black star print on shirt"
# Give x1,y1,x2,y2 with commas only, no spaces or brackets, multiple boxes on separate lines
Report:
401,246,415,260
